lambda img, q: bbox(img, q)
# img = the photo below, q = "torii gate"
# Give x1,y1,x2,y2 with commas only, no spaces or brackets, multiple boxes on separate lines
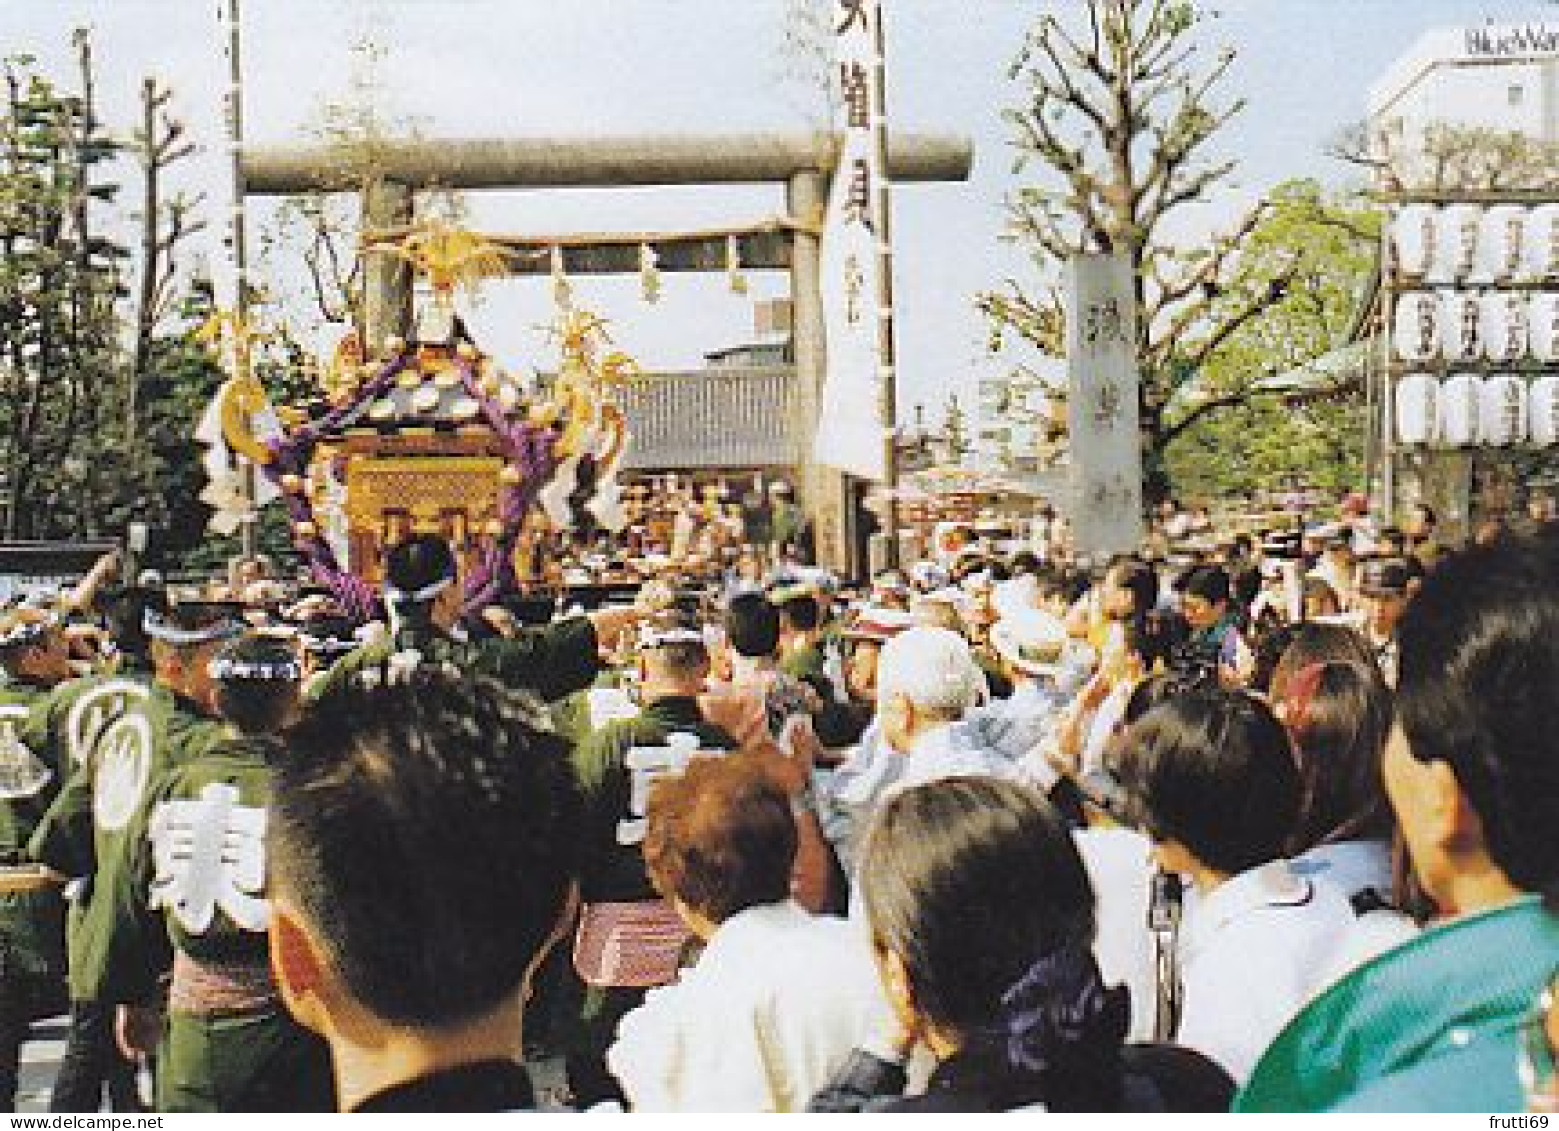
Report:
241,131,972,573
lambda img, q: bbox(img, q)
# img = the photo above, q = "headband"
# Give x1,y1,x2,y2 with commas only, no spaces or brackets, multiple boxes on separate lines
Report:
383,576,454,605
297,631,359,656
639,626,706,650
143,609,243,646
208,656,303,683
0,612,57,650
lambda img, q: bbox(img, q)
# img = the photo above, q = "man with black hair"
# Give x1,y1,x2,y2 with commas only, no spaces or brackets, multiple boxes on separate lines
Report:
711,593,822,744
30,602,235,1104
268,670,582,1111
563,616,740,1104
776,592,831,699
1110,688,1358,1082
310,533,652,704
104,633,333,1111
1174,565,1252,687
1239,532,1559,1112
1401,501,1444,569
0,608,75,1110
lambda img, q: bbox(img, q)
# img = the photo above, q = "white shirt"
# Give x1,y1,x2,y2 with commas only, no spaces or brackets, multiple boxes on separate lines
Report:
1290,839,1394,906
1292,839,1419,989
607,902,894,1112
1175,859,1359,1083
1074,827,1158,1043
963,681,1069,790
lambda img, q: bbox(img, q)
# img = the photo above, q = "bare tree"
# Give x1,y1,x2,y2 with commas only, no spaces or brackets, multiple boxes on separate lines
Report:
980,0,1313,498
126,77,203,445
258,31,435,342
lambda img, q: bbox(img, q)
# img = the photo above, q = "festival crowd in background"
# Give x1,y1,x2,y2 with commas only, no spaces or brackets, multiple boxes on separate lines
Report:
0,483,1552,1113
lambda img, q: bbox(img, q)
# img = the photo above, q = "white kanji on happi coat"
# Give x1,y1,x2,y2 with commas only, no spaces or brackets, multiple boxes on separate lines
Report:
149,781,270,935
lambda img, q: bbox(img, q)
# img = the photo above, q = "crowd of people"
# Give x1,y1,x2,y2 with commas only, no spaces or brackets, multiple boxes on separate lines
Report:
504,477,814,593
0,491,1552,1113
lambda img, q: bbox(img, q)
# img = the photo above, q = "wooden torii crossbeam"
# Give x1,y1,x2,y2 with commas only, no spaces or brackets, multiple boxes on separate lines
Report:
242,131,970,191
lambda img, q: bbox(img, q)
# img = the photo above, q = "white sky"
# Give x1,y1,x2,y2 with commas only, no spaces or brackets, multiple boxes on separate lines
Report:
0,0,1552,418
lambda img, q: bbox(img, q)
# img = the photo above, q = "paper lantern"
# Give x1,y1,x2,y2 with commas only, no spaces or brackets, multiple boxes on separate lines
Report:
1474,205,1527,284
1481,291,1529,362
1438,372,1481,446
1391,204,1437,279
1478,373,1527,446
1392,291,1440,362
1439,290,1483,363
1395,372,1437,446
1525,204,1559,281
1530,293,1559,362
1530,375,1559,446
1432,204,1480,284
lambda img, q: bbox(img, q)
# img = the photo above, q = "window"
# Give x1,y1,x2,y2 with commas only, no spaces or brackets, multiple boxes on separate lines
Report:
1510,84,1526,107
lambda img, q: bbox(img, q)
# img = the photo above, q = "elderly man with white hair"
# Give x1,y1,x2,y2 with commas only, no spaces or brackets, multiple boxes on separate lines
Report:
816,626,1018,875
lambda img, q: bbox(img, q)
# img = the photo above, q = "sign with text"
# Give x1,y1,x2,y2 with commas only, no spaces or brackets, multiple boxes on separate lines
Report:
815,0,887,482
1464,23,1559,58
1066,254,1143,557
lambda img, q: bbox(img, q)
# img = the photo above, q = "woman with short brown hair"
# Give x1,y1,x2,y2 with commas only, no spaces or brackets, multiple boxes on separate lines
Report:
607,756,891,1111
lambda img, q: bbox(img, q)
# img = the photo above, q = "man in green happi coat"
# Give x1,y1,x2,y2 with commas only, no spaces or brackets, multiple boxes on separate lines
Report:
26,584,164,1112
30,601,234,1107
561,616,740,1105
0,607,76,1110
104,633,332,1112
307,534,652,705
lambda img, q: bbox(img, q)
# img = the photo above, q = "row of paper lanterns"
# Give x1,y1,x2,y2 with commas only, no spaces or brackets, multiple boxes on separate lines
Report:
1392,203,1559,285
1395,372,1559,447
1393,289,1559,363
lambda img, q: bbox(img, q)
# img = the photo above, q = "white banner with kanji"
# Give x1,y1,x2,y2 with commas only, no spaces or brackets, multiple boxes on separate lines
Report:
815,0,887,482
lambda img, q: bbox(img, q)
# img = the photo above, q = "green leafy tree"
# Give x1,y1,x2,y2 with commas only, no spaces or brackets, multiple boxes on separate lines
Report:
1164,180,1378,500
982,0,1331,501
0,44,126,538
0,39,303,571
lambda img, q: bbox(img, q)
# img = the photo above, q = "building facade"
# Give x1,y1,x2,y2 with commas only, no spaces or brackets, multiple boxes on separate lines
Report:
1368,20,1559,182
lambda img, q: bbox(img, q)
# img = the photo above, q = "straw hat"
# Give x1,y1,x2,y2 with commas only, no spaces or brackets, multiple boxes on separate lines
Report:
990,605,1074,678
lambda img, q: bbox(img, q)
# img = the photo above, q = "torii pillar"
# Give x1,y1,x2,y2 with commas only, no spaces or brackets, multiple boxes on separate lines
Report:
243,132,972,574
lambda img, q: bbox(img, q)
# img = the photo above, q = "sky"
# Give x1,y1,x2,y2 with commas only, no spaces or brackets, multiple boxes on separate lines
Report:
0,0,1553,421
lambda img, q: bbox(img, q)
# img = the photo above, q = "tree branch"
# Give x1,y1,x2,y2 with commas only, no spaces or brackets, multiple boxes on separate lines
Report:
1163,386,1277,445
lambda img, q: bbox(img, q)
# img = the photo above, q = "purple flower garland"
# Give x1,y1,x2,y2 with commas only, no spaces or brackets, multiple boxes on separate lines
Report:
259,346,562,622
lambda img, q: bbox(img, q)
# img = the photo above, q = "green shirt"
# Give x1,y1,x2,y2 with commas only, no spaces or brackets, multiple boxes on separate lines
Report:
31,684,225,1003
308,616,601,704
103,733,278,1006
28,669,160,880
772,500,805,547
780,640,834,704
572,695,736,904
1236,895,1559,1113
